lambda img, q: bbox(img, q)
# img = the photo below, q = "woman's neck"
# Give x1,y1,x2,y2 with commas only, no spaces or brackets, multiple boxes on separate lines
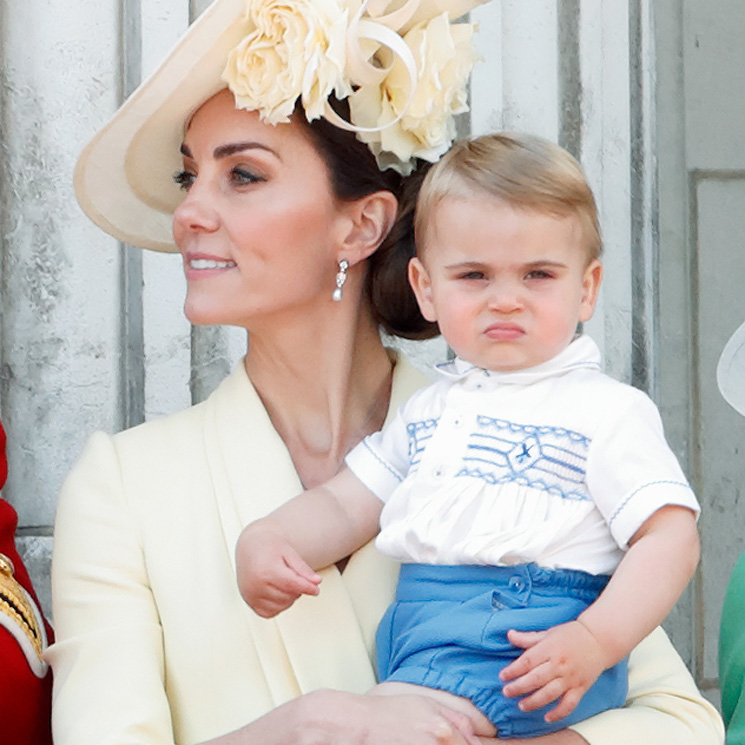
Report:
244,300,394,489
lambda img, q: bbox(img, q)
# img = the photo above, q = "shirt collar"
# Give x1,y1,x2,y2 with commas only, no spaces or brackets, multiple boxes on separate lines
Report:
434,334,602,385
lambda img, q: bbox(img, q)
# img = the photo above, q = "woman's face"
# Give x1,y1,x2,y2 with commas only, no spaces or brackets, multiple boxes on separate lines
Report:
172,89,352,328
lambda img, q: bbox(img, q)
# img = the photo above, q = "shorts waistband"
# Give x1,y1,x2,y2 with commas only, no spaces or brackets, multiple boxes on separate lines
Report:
396,563,610,603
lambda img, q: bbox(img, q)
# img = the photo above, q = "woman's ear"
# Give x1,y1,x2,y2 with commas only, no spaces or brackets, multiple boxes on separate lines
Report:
338,191,399,264
408,256,438,322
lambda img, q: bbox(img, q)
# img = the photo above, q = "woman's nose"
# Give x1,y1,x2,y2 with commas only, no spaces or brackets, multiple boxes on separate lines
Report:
172,181,220,236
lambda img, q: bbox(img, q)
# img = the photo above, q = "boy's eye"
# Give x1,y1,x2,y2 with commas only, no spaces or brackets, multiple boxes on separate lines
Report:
459,270,486,280
173,169,195,191
525,269,553,280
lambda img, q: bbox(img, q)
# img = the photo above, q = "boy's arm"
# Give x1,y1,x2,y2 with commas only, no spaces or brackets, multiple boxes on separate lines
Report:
500,505,700,722
236,467,382,617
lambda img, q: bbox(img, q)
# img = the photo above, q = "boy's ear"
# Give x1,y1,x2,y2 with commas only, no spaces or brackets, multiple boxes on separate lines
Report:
338,191,399,264
578,259,603,323
408,257,438,322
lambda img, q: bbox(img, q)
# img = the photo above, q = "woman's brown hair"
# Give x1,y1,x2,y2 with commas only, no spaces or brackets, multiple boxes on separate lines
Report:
298,103,438,340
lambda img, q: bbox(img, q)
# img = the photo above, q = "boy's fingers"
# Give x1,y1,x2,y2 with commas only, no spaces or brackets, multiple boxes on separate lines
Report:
506,628,547,649
501,637,549,682
544,689,582,722
502,660,555,698
283,550,322,584
516,678,567,712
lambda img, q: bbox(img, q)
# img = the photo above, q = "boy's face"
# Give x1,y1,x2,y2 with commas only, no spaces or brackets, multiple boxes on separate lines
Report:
409,195,602,372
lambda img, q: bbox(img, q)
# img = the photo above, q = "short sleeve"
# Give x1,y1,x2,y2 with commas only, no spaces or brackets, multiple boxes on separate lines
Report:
585,389,699,548
345,407,412,502
345,383,442,503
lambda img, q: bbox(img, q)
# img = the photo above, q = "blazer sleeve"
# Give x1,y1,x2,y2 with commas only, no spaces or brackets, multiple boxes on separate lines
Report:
569,627,723,745
47,432,176,745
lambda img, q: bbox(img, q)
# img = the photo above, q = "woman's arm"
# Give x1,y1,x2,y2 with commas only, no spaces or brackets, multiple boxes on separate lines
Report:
48,433,177,744
201,689,483,745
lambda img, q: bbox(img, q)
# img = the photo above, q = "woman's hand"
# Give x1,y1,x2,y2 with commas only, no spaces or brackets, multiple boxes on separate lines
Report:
213,688,486,745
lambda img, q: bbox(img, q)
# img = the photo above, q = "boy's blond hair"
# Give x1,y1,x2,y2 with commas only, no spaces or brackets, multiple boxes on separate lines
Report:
415,133,602,262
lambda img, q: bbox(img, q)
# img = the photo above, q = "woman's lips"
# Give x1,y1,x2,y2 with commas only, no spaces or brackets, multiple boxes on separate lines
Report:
183,253,237,278
484,322,525,341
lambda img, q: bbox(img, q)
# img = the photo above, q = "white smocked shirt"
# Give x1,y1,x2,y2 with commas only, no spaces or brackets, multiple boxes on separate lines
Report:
345,336,699,575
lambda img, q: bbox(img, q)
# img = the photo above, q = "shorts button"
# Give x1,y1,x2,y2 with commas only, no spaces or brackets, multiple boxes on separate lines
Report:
509,576,524,591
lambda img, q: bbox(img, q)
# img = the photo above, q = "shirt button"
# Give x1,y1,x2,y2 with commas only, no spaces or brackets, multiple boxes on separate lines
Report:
453,417,463,428
432,467,444,479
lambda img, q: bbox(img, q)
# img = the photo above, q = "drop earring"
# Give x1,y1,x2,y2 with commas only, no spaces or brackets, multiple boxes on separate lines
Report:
332,259,349,302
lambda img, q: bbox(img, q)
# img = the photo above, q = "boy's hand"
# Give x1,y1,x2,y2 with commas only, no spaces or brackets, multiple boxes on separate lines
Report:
499,620,609,723
236,528,322,618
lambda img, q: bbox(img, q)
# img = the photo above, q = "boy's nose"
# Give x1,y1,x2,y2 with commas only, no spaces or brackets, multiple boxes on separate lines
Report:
486,281,523,312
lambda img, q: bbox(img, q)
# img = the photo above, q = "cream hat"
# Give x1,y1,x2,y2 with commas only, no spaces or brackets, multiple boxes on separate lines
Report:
718,320,745,417
74,0,487,252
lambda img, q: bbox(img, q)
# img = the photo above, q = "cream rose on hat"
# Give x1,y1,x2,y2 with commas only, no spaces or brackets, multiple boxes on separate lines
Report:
224,0,351,125
350,12,476,171
222,0,485,173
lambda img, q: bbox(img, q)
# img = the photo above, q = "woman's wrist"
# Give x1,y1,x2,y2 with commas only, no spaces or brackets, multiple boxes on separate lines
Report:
197,690,349,745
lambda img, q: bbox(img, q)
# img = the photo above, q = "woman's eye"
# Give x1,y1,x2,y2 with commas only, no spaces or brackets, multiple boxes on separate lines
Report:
173,170,195,191
231,167,264,186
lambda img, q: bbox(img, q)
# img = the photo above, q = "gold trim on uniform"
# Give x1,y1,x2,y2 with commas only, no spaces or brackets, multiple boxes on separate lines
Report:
0,552,44,661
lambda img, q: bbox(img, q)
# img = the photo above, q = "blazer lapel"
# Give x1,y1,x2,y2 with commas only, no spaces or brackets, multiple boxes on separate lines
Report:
203,356,429,696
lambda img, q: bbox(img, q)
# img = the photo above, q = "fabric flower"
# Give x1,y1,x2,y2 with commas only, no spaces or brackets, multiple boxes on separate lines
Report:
350,12,477,172
223,0,350,125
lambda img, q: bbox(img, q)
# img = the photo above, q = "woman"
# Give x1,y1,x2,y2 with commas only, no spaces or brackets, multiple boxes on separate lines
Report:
0,420,54,745
718,320,745,744
49,1,723,743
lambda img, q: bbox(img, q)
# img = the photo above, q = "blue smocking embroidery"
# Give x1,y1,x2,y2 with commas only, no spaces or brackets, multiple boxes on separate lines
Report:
407,418,439,473
457,416,591,500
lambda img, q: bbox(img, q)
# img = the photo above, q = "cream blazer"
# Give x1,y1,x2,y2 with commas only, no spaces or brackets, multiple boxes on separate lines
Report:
47,358,723,745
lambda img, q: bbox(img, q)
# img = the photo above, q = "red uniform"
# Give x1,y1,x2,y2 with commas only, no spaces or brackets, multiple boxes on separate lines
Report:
0,421,54,745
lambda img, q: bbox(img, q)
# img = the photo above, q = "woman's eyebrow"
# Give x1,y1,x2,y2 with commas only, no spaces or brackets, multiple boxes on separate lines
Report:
178,141,280,160
214,141,280,159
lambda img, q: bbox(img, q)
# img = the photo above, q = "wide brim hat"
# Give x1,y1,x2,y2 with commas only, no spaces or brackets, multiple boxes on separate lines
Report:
75,0,250,252
718,320,745,417
75,0,486,253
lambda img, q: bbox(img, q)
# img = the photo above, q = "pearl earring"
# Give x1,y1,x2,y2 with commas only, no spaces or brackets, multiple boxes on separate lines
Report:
332,259,349,302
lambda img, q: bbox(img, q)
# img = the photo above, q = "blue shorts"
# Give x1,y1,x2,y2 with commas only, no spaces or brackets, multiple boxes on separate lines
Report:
376,563,628,739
